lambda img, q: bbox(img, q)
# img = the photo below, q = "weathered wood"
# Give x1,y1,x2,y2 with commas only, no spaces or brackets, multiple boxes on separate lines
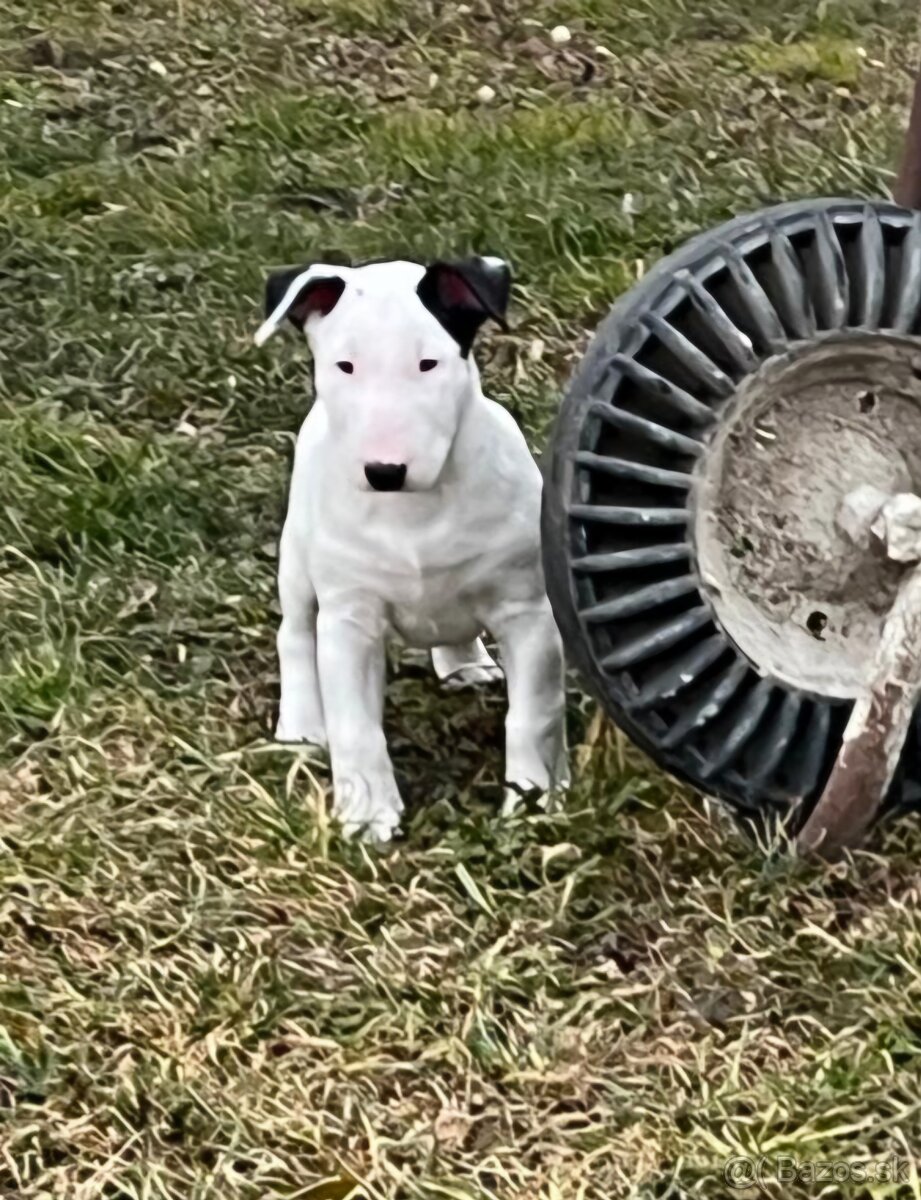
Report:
797,564,921,857
895,63,921,211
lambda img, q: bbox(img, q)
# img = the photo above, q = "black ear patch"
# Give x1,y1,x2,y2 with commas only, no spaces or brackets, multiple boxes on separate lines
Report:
416,256,511,356
264,267,346,331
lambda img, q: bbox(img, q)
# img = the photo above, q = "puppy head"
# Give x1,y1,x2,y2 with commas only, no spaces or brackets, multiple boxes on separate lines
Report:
256,256,511,492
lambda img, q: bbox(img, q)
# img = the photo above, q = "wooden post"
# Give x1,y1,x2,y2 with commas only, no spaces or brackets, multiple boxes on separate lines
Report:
797,494,921,857
797,567,921,857
895,63,921,210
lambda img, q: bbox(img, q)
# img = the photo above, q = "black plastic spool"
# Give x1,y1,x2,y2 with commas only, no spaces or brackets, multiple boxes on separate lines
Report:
543,198,921,823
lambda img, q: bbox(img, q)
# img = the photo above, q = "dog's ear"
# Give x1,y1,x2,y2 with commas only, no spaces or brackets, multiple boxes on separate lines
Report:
417,255,511,357
255,265,347,346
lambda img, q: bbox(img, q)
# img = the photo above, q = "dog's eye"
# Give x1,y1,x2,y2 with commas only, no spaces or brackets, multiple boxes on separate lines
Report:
419,359,438,372
336,361,354,374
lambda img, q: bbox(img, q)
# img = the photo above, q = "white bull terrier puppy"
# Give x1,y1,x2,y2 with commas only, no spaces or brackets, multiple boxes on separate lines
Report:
255,254,568,840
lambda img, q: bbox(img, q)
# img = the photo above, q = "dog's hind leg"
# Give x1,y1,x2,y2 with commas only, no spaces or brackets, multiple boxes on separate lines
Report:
275,548,327,748
432,639,504,690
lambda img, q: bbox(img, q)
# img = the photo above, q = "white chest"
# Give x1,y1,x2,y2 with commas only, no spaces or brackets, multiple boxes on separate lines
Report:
311,501,533,645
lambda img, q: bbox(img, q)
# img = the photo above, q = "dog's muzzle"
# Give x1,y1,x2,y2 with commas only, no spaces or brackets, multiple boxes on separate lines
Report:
364,462,407,492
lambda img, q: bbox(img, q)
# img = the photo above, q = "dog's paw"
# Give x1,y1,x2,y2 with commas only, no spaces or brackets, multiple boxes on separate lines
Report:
333,769,404,843
432,641,503,690
501,777,570,817
275,719,328,749
440,662,504,691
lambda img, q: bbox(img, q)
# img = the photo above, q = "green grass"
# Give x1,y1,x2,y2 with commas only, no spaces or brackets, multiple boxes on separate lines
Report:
1,0,921,1196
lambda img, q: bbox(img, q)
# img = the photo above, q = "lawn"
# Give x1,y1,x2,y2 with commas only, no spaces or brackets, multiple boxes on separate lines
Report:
2,0,921,1196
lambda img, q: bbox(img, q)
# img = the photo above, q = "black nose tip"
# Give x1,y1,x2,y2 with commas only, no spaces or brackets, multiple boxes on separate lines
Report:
364,462,407,492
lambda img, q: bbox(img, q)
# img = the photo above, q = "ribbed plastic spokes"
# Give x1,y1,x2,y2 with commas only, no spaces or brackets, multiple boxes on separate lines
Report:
543,198,921,820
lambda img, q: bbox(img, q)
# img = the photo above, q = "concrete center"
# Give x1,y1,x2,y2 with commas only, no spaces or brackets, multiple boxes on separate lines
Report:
694,332,921,699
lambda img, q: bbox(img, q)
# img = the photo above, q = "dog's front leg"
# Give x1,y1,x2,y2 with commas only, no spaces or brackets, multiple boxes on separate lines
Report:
494,600,569,814
276,552,326,746
317,605,403,841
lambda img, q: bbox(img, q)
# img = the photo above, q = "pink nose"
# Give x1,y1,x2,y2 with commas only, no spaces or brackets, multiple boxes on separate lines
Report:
364,462,407,492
